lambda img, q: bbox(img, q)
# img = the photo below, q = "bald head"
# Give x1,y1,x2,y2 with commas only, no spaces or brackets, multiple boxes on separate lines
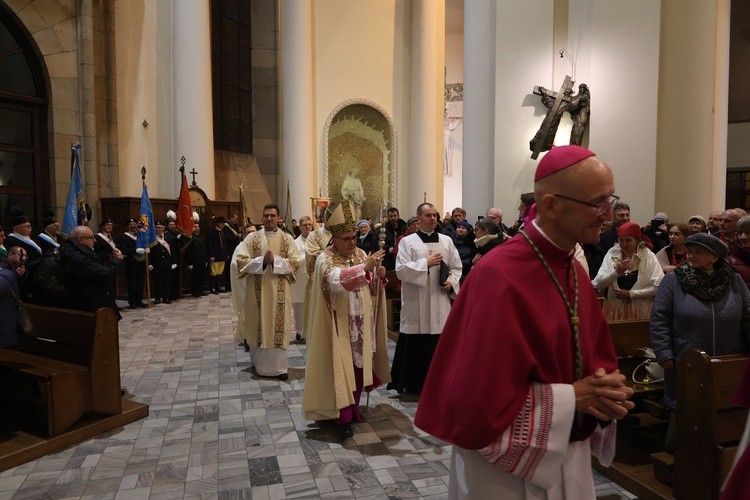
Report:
71,225,96,249
534,155,616,251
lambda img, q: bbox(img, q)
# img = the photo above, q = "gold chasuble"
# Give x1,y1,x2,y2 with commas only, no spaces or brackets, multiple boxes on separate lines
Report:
302,246,391,421
232,229,302,349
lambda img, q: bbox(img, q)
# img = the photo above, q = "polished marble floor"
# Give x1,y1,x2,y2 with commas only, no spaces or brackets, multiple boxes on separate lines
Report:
0,293,638,499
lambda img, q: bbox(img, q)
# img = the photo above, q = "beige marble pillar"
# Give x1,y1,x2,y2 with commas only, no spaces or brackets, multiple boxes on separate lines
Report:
461,0,495,219
280,0,316,221
173,0,215,198
656,0,730,217
408,0,445,210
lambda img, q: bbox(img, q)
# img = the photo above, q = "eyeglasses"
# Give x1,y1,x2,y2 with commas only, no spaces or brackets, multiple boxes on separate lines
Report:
335,236,358,243
80,236,95,240
553,194,620,216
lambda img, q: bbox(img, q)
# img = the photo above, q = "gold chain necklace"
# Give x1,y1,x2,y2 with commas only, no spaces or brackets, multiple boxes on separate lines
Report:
520,230,582,379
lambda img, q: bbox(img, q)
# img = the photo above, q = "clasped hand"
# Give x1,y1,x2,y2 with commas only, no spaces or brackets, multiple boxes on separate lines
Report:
263,250,274,266
613,289,631,299
573,368,635,421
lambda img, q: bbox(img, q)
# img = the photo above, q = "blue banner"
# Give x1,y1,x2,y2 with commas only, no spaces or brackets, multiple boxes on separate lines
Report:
62,143,83,235
136,183,157,253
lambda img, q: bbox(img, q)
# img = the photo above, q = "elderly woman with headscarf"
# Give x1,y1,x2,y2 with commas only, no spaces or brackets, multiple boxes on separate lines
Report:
355,219,378,254
650,233,750,451
593,221,664,320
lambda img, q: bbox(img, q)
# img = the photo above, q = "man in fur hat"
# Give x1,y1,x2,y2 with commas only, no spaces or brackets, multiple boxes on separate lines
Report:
230,204,302,381
34,207,65,255
302,200,391,438
5,206,42,265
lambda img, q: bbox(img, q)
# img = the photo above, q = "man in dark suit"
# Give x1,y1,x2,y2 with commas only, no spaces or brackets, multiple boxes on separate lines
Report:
150,221,174,304
383,207,407,271
222,213,241,292
60,225,123,319
94,218,118,260
34,207,65,255
186,223,208,297
207,216,228,294
165,211,182,300
119,217,146,309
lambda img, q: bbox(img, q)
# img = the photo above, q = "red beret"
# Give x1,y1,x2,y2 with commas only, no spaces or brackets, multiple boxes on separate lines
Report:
617,222,642,240
534,145,596,181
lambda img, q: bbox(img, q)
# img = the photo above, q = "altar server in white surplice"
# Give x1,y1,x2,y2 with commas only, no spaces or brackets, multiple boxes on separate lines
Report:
388,202,462,395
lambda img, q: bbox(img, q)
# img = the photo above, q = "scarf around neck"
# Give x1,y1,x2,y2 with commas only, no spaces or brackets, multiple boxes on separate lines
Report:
674,260,735,301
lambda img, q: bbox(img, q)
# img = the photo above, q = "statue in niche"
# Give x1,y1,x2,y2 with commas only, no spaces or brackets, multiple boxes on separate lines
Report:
341,167,366,221
530,75,591,159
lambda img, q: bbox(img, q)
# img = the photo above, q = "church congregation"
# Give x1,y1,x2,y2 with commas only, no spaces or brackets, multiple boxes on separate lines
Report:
3,145,750,499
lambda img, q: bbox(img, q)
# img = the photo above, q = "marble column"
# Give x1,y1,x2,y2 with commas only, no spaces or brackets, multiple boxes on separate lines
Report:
173,0,215,198
77,0,98,218
280,0,316,222
656,0,729,217
461,0,495,220
409,1,445,210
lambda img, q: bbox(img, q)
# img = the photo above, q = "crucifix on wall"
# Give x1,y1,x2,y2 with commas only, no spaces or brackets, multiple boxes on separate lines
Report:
530,75,591,159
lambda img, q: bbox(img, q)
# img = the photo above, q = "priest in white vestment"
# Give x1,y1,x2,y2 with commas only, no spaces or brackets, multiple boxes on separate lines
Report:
302,200,391,438
291,216,313,341
231,203,302,380
303,208,334,345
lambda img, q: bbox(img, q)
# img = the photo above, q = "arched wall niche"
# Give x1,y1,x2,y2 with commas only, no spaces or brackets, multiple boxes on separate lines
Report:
322,99,397,220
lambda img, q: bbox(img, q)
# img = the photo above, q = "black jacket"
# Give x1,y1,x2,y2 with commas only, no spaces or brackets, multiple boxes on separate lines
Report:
26,251,67,308
60,239,122,318
150,239,173,270
223,224,241,260
186,233,208,266
357,231,380,254
384,219,407,270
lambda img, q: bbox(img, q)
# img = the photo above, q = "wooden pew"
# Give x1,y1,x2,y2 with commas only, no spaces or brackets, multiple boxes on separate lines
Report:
673,349,748,500
608,318,652,359
0,305,121,437
607,319,662,396
591,319,674,499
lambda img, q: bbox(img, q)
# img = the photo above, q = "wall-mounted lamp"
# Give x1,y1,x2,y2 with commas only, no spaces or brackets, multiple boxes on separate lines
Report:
142,119,149,128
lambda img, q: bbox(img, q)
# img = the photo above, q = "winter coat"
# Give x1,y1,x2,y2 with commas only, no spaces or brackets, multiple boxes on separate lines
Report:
650,269,750,409
60,239,122,318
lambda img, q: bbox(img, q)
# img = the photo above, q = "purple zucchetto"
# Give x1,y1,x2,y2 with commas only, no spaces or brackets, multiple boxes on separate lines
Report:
534,145,596,182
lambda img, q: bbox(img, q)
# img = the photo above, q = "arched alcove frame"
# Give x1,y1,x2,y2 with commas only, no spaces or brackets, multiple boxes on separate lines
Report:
322,99,398,212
